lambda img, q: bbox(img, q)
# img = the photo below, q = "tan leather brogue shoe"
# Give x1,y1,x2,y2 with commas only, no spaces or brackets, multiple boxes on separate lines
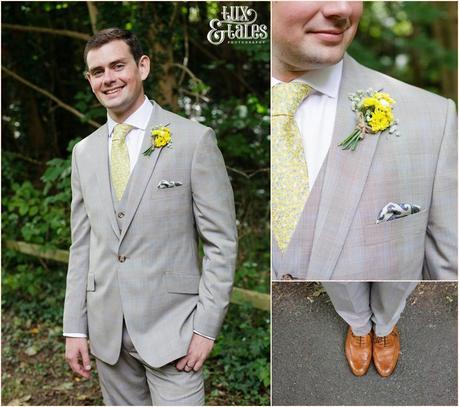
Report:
345,326,372,376
373,326,400,377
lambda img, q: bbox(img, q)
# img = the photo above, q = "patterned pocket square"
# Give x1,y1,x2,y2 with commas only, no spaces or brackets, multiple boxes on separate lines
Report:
157,180,183,189
376,202,421,224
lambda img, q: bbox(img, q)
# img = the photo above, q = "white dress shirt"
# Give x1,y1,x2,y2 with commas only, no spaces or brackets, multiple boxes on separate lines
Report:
64,95,214,341
272,60,343,187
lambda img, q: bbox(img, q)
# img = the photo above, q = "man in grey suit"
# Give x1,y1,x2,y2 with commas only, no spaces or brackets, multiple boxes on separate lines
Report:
63,28,237,405
271,1,456,377
271,1,457,281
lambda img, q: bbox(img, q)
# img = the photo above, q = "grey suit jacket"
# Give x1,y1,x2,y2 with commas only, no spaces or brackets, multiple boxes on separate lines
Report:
63,100,237,367
274,54,457,281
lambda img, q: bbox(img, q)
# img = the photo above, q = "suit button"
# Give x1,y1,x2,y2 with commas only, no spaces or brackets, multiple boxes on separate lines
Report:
118,212,125,218
118,255,126,262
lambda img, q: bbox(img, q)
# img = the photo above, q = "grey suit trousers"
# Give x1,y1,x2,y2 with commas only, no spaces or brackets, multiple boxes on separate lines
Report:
322,282,418,336
95,323,204,406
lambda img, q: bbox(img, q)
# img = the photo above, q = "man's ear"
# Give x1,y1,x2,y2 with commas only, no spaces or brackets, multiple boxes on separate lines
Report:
138,55,150,81
85,72,96,93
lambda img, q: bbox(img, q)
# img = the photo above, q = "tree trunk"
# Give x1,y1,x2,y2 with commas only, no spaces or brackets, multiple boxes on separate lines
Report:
87,2,98,34
432,2,457,101
25,95,47,159
145,5,178,109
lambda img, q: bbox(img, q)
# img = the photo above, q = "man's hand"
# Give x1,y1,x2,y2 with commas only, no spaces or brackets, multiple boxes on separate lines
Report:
65,337,92,379
176,333,214,372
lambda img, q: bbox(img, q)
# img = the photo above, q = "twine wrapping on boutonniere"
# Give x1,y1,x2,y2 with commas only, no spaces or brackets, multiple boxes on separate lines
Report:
143,123,172,156
339,88,400,151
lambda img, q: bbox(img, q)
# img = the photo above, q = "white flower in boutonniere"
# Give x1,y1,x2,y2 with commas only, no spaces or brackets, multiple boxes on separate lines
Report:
339,89,400,151
143,123,172,157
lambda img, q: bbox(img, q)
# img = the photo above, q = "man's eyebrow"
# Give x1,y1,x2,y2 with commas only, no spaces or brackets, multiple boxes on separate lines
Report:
88,59,128,74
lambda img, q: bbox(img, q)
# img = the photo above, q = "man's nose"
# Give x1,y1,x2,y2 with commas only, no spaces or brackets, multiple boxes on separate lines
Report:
321,1,354,20
102,69,116,85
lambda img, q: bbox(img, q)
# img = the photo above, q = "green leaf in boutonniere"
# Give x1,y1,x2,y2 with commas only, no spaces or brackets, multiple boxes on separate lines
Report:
339,89,400,151
143,123,172,157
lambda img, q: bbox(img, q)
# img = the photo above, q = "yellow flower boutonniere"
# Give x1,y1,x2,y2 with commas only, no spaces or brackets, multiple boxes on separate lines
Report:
143,123,172,157
339,89,400,151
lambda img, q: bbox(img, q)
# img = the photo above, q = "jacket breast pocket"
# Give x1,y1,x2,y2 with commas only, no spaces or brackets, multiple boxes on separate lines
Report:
86,273,95,292
154,186,187,199
150,177,189,201
165,272,200,294
363,208,429,246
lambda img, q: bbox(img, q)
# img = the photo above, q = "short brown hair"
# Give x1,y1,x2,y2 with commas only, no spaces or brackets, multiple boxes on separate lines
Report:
84,28,144,66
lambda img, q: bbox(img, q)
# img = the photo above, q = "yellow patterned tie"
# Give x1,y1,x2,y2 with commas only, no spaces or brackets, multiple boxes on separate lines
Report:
111,123,133,201
272,82,312,252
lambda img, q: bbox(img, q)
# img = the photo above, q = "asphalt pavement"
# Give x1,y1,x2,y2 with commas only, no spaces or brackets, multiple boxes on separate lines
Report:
272,282,457,406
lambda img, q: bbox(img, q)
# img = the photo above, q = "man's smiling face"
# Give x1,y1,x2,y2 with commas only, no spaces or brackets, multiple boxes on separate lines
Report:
86,39,149,121
272,1,363,78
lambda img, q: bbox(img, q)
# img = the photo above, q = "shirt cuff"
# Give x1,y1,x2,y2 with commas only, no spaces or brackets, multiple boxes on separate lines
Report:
193,330,215,341
63,333,87,338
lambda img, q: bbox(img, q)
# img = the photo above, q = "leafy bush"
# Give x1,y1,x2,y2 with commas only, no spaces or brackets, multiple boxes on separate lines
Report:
1,141,77,323
2,139,79,250
206,304,270,405
1,251,67,323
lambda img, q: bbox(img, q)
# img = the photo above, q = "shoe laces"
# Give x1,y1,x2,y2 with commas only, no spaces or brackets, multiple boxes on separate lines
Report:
375,330,397,347
375,336,389,347
351,332,366,346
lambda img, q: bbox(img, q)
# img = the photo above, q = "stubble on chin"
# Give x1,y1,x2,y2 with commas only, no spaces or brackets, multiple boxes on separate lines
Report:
294,41,347,71
99,95,124,111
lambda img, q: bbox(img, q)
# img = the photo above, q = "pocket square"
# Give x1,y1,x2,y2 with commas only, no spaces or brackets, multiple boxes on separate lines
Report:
157,180,183,189
376,202,421,224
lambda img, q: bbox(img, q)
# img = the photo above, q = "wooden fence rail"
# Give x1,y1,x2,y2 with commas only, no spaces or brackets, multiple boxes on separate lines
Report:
4,240,270,311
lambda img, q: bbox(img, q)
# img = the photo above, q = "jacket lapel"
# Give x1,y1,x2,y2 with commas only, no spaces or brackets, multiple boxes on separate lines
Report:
308,55,382,279
93,123,121,238
118,102,165,244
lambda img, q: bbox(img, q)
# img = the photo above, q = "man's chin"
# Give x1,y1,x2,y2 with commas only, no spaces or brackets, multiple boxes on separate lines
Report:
99,98,125,111
301,46,346,69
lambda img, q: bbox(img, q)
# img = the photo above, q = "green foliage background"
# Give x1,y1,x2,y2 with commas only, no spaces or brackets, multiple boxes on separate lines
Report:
349,1,457,101
2,1,269,405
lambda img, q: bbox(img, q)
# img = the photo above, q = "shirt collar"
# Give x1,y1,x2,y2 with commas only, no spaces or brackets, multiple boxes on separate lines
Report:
271,59,343,99
107,95,153,137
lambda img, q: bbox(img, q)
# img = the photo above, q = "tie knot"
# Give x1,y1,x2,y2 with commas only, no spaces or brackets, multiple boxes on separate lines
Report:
272,82,312,117
113,123,133,141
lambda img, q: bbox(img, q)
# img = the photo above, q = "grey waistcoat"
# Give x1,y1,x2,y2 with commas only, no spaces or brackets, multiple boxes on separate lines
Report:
272,159,327,280
109,157,136,235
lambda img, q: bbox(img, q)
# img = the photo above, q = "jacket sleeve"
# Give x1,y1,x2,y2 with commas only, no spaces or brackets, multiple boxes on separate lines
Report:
190,129,238,339
423,98,458,279
63,144,92,334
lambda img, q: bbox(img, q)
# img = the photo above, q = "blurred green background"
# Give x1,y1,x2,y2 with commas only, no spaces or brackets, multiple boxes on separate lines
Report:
2,1,269,405
349,1,457,102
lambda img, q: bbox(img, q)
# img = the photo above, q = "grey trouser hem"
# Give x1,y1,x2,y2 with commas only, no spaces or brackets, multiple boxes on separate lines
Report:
323,282,418,336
